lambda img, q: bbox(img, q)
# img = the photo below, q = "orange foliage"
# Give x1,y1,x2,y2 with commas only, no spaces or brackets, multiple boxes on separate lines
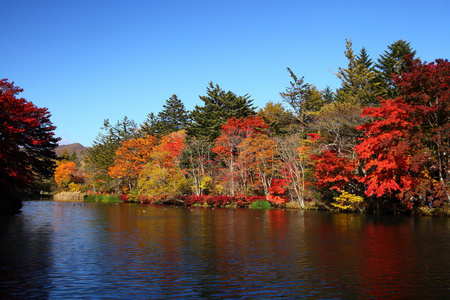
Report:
54,161,83,189
152,130,186,168
108,135,157,180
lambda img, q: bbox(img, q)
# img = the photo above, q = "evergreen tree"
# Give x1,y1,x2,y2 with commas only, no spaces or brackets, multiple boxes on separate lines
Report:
85,116,138,192
69,151,78,163
187,82,255,140
141,94,190,137
335,39,380,106
322,86,336,104
375,40,417,98
59,149,70,161
356,47,373,69
141,112,158,137
280,68,326,129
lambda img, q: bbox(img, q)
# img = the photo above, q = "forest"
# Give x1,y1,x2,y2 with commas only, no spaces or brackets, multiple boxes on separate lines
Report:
51,39,449,215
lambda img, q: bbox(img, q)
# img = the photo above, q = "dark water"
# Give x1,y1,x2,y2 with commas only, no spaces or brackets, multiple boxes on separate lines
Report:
1,201,450,299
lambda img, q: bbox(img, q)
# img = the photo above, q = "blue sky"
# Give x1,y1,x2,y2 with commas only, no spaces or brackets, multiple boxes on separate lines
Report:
2,0,449,146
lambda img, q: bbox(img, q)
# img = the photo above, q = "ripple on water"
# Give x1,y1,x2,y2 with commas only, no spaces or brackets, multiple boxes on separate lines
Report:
1,202,450,298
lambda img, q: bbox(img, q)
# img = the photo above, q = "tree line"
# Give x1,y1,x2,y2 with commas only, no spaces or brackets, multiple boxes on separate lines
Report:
52,39,449,214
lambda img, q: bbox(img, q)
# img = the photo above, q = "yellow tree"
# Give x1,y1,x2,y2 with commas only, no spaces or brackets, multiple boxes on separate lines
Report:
137,131,188,200
137,164,189,201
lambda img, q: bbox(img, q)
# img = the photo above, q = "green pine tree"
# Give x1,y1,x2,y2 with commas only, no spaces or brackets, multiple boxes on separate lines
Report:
141,94,190,137
322,86,336,104
187,82,255,140
69,151,78,163
85,116,138,192
59,149,70,161
375,39,417,98
280,68,327,128
335,39,380,106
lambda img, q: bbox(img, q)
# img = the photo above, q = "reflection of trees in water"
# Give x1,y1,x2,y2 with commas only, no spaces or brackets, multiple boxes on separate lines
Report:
0,204,52,299
2,203,450,298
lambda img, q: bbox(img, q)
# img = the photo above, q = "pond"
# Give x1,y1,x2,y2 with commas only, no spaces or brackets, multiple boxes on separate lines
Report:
1,201,450,298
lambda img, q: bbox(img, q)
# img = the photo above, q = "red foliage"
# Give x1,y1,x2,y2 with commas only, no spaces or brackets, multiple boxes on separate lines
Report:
356,57,450,207
212,115,268,157
311,150,356,191
355,98,417,198
307,133,320,141
0,79,59,191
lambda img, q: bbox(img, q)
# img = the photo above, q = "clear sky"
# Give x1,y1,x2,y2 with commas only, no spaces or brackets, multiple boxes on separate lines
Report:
2,0,449,146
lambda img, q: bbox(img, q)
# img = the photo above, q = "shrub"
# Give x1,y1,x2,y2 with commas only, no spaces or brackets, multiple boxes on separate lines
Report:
332,191,364,212
84,194,122,203
250,200,271,209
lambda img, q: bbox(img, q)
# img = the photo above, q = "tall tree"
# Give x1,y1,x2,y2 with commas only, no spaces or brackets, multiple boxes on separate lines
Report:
84,116,138,192
280,68,326,128
322,86,336,104
181,137,214,196
335,39,380,106
276,133,318,208
375,40,417,98
108,135,157,192
137,131,188,200
357,47,374,69
187,82,256,140
0,79,59,208
212,115,268,196
356,57,449,209
141,94,190,137
257,101,297,135
239,134,279,198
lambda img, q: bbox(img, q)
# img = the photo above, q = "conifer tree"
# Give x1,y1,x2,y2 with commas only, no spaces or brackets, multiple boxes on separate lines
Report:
187,82,255,140
59,149,70,161
141,95,190,137
375,40,417,98
335,39,380,106
356,47,373,69
322,86,336,104
85,116,138,192
69,151,78,163
280,68,326,129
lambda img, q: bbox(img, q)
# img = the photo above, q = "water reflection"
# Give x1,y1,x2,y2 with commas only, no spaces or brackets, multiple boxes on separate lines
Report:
1,202,450,298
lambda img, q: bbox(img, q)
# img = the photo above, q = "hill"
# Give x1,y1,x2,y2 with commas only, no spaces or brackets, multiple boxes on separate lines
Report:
55,143,89,158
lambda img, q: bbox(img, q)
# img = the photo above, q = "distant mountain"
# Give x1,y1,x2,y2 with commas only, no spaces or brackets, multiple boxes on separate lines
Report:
55,143,89,158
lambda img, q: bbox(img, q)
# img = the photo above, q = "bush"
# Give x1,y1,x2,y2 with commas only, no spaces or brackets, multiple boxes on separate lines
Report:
84,194,122,203
250,200,271,209
331,191,364,212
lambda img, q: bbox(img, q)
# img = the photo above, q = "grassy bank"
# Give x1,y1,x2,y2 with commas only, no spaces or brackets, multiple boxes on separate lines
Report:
84,194,122,203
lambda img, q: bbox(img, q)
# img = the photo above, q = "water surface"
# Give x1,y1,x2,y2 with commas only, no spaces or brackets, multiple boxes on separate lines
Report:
1,201,450,298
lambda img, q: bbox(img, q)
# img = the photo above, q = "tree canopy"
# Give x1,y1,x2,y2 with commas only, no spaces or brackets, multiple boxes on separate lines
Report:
187,82,256,140
0,79,59,208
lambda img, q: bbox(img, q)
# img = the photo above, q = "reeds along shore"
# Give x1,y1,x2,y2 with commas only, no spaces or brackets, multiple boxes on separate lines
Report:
53,191,86,202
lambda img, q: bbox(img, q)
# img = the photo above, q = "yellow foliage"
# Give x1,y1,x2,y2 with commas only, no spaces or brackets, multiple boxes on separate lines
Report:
137,164,189,198
68,182,83,192
332,191,364,212
200,176,214,192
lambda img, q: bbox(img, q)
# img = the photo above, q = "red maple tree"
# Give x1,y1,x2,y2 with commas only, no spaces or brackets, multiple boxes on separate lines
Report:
356,57,450,208
0,79,60,196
